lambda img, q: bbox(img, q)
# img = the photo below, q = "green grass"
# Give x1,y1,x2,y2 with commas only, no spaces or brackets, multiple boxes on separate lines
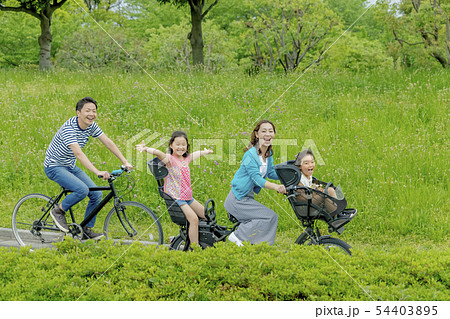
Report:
0,68,447,241
0,68,448,300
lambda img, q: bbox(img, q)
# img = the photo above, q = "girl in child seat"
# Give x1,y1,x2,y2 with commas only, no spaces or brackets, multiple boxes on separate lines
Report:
294,149,354,219
137,131,213,246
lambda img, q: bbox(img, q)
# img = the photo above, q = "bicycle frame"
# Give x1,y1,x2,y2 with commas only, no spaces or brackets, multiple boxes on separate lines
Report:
41,176,137,237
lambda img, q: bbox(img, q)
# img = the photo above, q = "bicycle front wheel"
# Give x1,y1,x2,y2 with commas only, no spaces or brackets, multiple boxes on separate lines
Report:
103,201,163,246
294,231,311,245
12,193,65,248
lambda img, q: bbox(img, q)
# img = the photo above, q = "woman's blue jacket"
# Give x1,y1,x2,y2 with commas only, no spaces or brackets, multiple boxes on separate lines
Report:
230,147,279,200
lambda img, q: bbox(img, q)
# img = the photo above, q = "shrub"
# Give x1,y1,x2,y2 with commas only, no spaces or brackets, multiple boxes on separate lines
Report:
0,240,447,301
322,33,393,71
55,26,145,71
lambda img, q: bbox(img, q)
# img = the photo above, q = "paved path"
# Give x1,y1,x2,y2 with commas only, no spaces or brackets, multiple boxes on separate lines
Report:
0,227,23,249
0,227,166,250
0,227,57,249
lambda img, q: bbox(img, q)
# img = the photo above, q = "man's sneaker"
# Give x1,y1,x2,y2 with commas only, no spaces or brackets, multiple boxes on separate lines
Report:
82,227,104,240
50,206,69,233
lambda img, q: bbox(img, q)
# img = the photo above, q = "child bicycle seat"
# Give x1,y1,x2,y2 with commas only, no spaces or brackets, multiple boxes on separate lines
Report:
275,161,357,234
147,157,239,250
147,157,188,226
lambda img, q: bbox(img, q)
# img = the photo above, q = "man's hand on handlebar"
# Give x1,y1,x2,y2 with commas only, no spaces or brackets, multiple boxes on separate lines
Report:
97,171,111,180
123,161,133,171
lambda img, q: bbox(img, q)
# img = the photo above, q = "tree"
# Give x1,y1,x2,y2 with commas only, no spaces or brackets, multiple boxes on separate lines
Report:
83,0,126,23
84,0,101,12
384,0,449,68
123,0,187,38
246,0,339,73
157,0,220,66
321,33,393,71
0,9,40,66
0,0,68,70
412,0,449,68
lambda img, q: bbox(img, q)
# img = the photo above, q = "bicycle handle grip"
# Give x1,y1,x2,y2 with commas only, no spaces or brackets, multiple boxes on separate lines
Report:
111,169,123,176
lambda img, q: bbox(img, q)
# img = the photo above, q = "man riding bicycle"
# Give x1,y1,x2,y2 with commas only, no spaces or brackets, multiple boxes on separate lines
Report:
44,97,133,240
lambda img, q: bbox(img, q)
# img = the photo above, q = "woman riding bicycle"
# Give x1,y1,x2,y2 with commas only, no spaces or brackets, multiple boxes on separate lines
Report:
224,120,286,246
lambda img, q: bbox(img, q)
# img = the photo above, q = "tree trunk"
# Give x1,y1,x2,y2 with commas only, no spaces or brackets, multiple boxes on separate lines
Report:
38,12,53,70
446,19,450,67
189,3,204,66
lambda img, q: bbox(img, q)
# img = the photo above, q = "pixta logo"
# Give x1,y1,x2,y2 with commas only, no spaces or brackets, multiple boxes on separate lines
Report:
127,129,325,173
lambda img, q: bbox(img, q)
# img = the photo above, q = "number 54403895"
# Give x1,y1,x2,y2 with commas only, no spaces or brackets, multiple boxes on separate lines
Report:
376,305,438,316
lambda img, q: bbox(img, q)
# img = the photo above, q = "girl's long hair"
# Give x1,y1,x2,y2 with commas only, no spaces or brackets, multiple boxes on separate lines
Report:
245,120,276,157
168,131,190,158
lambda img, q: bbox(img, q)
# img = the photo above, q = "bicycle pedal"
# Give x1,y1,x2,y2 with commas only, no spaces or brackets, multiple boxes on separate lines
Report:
336,226,345,235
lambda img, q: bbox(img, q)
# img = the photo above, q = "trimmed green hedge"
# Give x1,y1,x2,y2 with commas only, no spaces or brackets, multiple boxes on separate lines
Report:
0,240,448,301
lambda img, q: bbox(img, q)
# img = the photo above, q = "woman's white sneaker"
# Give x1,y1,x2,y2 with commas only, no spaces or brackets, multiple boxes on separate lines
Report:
228,232,243,247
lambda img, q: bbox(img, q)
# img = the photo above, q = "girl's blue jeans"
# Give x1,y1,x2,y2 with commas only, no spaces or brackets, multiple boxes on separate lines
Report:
44,165,103,228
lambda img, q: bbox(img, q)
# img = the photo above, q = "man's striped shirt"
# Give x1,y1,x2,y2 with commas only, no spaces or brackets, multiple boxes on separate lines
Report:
44,116,103,168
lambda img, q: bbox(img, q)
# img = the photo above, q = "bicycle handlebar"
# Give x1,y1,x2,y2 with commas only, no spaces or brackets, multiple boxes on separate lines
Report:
204,199,216,222
285,185,313,200
286,185,311,193
97,165,131,179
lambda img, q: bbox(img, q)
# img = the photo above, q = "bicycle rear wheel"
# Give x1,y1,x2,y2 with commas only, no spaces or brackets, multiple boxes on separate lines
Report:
170,234,194,251
318,237,352,256
12,193,65,248
103,201,163,246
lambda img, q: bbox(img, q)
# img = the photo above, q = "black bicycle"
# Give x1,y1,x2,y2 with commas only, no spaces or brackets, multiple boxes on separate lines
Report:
11,166,163,248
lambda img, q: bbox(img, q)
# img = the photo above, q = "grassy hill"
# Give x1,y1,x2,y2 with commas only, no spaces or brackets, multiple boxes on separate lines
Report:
0,68,448,300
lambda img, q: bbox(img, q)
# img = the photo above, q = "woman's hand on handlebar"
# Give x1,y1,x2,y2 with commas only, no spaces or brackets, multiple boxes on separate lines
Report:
266,181,286,194
275,184,286,194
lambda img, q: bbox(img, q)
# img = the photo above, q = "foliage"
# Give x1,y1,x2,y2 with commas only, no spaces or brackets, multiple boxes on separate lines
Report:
54,25,145,71
243,0,340,73
205,0,253,30
124,0,188,33
325,0,368,29
377,0,450,69
140,19,192,70
2,0,450,70
322,33,393,71
0,9,40,66
0,0,69,69
142,18,239,71
0,239,448,300
83,0,128,24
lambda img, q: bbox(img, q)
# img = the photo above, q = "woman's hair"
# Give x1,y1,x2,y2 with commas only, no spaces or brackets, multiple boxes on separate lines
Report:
294,148,314,166
245,119,276,157
76,97,97,112
168,131,190,157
